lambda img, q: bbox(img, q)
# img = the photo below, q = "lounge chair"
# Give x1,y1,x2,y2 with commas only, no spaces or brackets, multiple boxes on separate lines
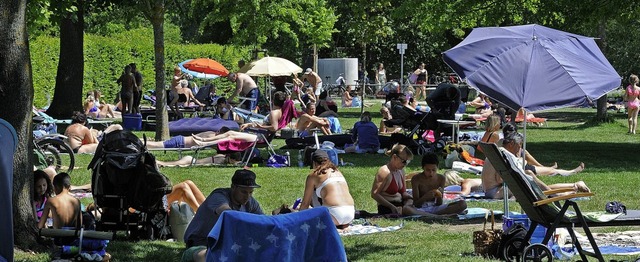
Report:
479,142,640,262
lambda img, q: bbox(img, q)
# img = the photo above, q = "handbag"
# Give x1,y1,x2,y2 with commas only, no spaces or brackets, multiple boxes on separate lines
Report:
472,210,503,258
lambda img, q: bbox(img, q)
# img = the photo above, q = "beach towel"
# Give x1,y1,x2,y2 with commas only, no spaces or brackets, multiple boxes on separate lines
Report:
279,99,298,130
206,207,347,262
327,117,342,134
339,222,403,236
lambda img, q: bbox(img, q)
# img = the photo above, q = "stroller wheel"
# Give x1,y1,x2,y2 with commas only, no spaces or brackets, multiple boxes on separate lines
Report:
522,244,552,262
502,236,527,262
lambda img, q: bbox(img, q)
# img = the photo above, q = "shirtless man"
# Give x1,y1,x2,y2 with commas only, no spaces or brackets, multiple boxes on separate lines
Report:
64,111,98,154
481,132,590,199
227,72,259,111
130,63,143,114
411,152,467,215
302,68,323,96
296,103,331,137
38,173,81,229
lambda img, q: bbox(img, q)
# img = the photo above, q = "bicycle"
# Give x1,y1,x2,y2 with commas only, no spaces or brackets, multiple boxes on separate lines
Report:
324,76,346,98
33,117,75,174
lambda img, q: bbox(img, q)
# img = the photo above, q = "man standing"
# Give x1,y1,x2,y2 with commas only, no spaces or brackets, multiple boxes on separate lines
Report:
302,68,323,96
227,72,260,111
129,63,143,114
184,169,264,248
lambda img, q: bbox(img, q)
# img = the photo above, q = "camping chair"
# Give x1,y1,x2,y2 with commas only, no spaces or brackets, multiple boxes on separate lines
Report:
479,142,640,262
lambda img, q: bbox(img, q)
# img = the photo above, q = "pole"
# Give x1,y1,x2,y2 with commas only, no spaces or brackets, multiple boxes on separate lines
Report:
400,53,404,89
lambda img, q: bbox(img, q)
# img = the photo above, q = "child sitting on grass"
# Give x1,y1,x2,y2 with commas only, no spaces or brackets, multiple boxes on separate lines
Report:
38,172,81,229
411,152,467,215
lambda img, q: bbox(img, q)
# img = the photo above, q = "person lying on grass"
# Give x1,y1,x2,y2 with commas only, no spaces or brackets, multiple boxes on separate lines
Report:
298,150,355,229
370,143,444,218
410,152,467,215
481,132,591,199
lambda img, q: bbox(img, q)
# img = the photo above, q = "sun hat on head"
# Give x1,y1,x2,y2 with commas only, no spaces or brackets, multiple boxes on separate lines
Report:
232,169,261,188
304,68,312,74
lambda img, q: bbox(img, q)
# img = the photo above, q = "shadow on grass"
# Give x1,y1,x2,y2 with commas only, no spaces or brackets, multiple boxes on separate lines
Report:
526,141,635,171
345,242,403,261
108,237,183,262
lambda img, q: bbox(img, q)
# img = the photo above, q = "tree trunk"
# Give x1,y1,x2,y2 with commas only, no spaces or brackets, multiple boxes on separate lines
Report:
45,0,84,119
149,0,169,140
595,19,609,121
0,0,39,253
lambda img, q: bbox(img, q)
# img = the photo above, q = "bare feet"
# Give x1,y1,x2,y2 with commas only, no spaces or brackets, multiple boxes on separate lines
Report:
550,162,558,169
574,181,590,193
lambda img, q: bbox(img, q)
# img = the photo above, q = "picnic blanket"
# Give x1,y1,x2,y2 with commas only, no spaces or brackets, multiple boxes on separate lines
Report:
207,207,346,262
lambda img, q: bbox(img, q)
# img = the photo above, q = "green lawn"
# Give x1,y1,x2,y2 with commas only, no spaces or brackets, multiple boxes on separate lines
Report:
17,105,640,262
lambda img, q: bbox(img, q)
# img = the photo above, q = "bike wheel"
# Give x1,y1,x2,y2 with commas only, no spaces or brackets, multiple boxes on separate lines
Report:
37,138,75,174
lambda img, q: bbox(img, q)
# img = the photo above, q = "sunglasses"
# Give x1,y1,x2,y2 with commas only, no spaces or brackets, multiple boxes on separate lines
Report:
395,154,411,165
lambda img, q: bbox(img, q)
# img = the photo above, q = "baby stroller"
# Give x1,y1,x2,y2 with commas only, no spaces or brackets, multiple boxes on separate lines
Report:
383,96,440,155
88,130,173,240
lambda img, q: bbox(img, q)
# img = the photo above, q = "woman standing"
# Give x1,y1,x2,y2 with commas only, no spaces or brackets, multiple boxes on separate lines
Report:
299,150,355,228
375,63,387,93
413,63,428,100
626,74,640,134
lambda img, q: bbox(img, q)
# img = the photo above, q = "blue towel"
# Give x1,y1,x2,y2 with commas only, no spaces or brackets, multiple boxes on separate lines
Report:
207,207,347,262
327,117,342,134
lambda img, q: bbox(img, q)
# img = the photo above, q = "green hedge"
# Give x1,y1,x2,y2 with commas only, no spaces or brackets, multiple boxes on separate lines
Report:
30,27,251,108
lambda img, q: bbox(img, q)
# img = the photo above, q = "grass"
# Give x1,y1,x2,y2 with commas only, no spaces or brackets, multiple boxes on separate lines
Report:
16,103,640,261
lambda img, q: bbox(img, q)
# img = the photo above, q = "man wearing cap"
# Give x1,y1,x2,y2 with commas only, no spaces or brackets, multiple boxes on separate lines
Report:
227,72,260,111
302,68,323,96
184,169,264,249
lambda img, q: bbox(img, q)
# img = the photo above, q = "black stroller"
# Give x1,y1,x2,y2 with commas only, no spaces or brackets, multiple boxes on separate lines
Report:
383,95,439,155
88,130,172,240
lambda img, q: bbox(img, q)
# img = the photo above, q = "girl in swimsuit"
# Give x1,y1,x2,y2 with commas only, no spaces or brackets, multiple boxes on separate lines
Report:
33,170,53,223
626,74,640,134
371,144,440,217
299,150,355,228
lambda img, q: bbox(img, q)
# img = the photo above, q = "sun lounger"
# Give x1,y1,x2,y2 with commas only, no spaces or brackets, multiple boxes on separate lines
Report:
480,142,640,262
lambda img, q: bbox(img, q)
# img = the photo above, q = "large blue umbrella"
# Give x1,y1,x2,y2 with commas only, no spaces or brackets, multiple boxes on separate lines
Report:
443,24,621,215
443,24,621,113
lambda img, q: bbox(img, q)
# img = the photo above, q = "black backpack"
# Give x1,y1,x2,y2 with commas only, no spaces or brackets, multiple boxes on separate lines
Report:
89,130,172,211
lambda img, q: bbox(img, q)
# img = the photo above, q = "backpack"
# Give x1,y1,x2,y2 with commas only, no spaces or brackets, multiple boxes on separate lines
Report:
89,130,172,212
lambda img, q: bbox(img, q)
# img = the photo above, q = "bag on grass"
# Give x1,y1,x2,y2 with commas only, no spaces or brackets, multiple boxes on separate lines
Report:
266,154,289,168
472,210,503,258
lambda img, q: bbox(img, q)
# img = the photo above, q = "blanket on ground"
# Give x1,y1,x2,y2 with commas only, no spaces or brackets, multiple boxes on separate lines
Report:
207,207,346,262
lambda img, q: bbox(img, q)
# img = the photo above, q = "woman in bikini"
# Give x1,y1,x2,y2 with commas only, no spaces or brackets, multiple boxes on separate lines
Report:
626,74,640,134
299,150,355,228
370,144,441,217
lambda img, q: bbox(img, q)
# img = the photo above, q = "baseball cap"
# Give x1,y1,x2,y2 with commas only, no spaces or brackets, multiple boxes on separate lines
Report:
311,149,329,164
232,169,261,188
304,68,312,74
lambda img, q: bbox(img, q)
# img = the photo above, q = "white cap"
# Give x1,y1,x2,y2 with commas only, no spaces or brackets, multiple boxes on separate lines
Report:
304,68,312,74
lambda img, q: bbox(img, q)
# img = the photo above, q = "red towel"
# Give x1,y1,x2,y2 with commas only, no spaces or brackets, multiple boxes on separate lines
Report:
278,99,298,130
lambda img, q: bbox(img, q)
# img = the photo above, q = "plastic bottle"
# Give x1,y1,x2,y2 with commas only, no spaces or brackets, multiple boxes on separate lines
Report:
285,151,291,167
297,151,304,167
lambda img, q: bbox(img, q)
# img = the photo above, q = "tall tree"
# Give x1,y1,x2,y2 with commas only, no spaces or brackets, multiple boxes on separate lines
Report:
0,0,38,250
140,0,170,140
45,0,85,118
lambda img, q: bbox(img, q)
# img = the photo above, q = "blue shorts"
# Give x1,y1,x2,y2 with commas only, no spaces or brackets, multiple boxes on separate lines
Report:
298,130,310,138
163,135,185,148
355,145,379,154
241,88,260,111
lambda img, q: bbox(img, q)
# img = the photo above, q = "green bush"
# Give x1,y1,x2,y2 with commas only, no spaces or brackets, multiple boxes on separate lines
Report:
30,27,251,108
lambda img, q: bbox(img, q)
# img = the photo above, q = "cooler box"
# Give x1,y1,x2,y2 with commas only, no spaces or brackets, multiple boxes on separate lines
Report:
503,214,548,244
122,113,142,131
